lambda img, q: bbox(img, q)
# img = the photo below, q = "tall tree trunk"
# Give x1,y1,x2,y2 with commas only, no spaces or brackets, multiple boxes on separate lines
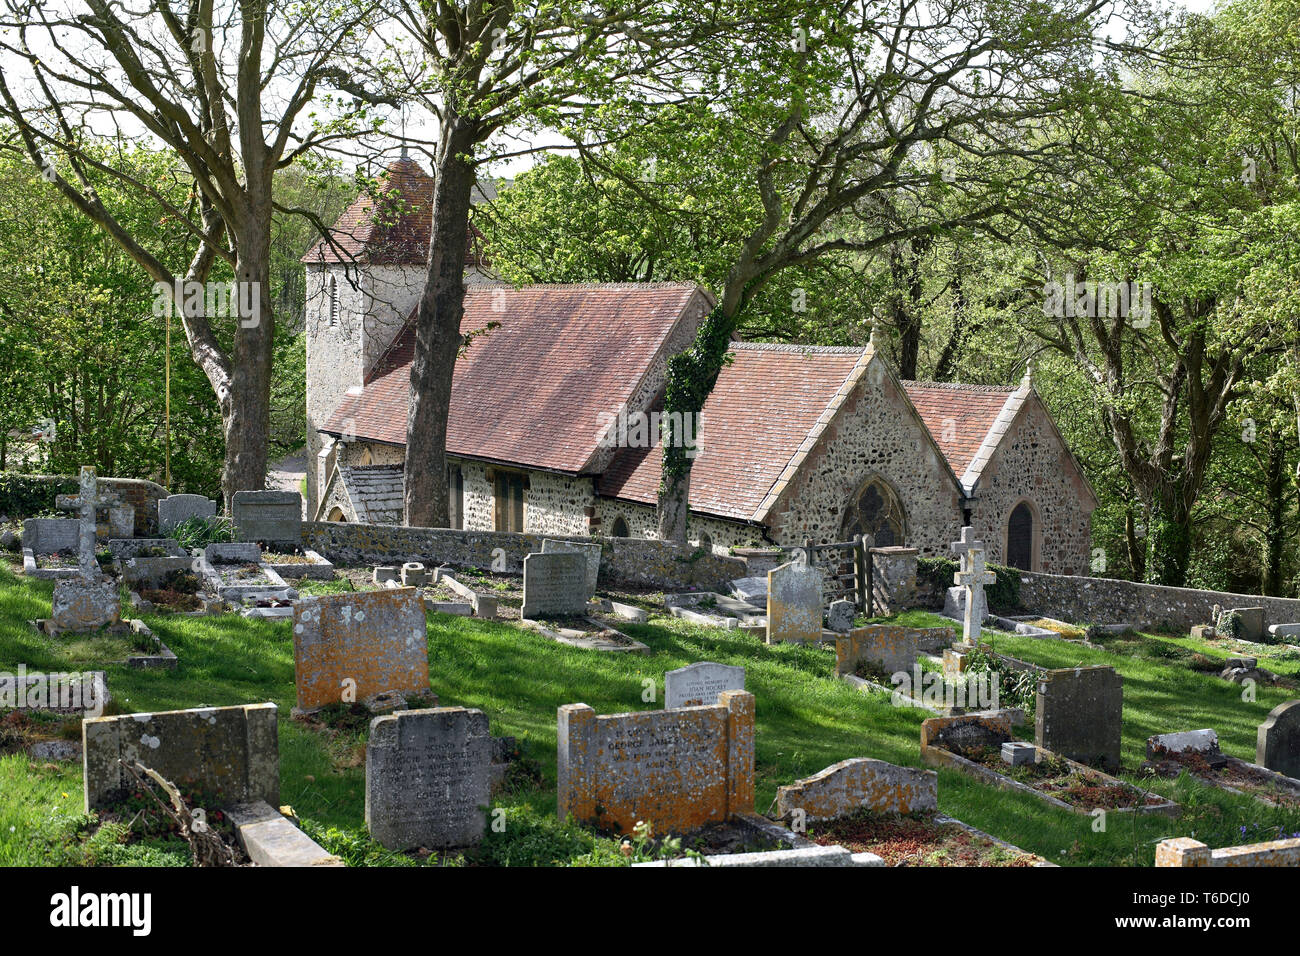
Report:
1144,491,1192,586
404,118,478,529
1261,428,1287,596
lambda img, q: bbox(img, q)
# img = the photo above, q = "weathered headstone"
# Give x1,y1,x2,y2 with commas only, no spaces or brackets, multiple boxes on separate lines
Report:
664,662,746,709
1035,666,1123,770
950,526,995,646
232,490,302,548
827,598,855,633
1148,729,1220,759
366,707,492,850
766,561,823,643
21,517,80,555
730,576,768,604
776,758,937,821
557,690,755,835
204,542,262,564
1257,700,1300,781
83,702,279,811
920,712,1012,755
158,494,216,533
540,538,601,596
1225,607,1266,642
521,551,588,618
834,625,952,678
292,588,429,714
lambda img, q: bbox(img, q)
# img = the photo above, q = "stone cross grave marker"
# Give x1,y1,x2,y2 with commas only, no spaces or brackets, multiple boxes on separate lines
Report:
766,560,823,643
521,551,589,618
1257,700,1300,781
50,466,122,631
664,662,746,709
365,706,492,850
951,526,994,646
292,588,429,714
55,466,118,579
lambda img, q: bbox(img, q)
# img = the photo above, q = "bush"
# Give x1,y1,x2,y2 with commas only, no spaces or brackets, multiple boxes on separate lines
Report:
0,473,78,519
167,515,235,550
917,555,1021,612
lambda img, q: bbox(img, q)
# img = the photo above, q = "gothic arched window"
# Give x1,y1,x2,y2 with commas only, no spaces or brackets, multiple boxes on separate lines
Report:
1007,501,1035,571
839,476,906,546
610,515,629,538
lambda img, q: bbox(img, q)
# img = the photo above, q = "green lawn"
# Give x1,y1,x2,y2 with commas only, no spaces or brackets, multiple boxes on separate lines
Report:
1,561,1298,866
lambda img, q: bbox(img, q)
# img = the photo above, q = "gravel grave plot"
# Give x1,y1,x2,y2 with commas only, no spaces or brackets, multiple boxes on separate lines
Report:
960,746,1166,811
807,811,1041,867
1148,749,1300,808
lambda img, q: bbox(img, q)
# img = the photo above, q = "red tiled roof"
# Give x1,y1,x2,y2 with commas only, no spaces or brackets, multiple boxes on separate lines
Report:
301,158,486,266
321,283,703,474
597,344,865,521
901,381,1016,478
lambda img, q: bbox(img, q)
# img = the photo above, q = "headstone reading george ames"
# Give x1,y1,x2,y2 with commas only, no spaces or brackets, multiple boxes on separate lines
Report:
232,490,302,548
292,588,429,714
776,758,938,821
50,466,121,631
664,662,746,709
83,702,279,811
1035,666,1124,771
950,526,994,646
766,561,823,644
521,551,588,618
1257,700,1300,781
540,538,601,596
557,690,755,835
366,707,492,850
158,494,216,533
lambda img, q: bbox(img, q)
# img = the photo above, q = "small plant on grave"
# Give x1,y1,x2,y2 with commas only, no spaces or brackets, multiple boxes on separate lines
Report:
95,548,113,569
168,515,235,550
853,658,892,685
160,568,201,595
1216,611,1245,641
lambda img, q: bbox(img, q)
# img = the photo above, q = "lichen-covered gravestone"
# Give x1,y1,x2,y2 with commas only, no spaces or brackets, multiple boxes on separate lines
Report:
1035,666,1124,771
766,561,823,644
540,538,601,596
827,598,855,633
365,707,492,850
232,490,302,548
664,662,746,709
82,702,279,811
21,518,79,555
1257,700,1300,781
557,690,755,835
292,588,429,714
521,551,589,619
835,624,950,678
158,493,216,533
776,758,937,821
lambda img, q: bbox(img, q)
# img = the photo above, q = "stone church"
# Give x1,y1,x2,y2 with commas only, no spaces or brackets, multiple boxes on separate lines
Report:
303,159,1097,573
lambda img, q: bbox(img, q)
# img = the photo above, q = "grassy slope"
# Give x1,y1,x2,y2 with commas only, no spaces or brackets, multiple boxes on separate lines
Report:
1,562,1298,866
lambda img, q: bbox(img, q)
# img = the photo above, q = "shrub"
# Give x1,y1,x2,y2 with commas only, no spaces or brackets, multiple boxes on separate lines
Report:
0,473,78,519
916,555,1021,612
167,515,235,550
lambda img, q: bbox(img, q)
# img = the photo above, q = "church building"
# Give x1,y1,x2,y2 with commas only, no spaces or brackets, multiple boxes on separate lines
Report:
303,159,1097,573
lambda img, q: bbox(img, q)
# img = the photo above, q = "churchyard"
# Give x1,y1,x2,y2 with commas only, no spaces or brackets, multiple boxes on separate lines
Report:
2,487,1300,868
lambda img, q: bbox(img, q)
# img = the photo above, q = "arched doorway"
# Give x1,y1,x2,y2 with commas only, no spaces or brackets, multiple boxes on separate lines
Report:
839,476,906,545
326,507,347,523
1006,501,1035,570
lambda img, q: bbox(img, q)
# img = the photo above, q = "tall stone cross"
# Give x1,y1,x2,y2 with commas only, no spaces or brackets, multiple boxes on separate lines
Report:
55,466,119,579
951,526,995,645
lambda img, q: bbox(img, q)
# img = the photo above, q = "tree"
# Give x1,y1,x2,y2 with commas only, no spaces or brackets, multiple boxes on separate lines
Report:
0,0,385,506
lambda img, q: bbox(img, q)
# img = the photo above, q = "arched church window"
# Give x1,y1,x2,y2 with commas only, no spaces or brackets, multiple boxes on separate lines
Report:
1007,501,1034,571
326,507,347,523
610,515,629,538
839,476,906,546
697,532,713,552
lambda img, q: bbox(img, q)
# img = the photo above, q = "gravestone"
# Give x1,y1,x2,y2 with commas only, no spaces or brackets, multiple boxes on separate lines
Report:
950,527,995,646
776,758,937,821
1035,666,1123,770
366,707,492,850
766,561,823,643
521,551,588,618
232,490,302,548
827,598,855,633
292,588,429,714
1226,607,1266,642
158,494,216,533
1257,700,1300,780
540,538,601,596
834,625,952,678
920,712,1013,755
83,702,279,811
205,542,262,564
557,690,755,835
730,576,768,604
21,517,80,555
664,662,746,709
50,466,121,632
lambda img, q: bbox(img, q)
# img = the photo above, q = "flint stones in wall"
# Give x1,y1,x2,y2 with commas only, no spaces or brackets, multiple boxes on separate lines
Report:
158,494,216,533
1257,700,1300,780
664,662,746,709
540,538,601,595
521,551,589,618
366,707,492,850
292,588,429,713
776,758,938,821
232,490,302,548
22,518,79,555
766,562,823,644
557,690,755,835
1035,666,1123,771
83,702,279,811
51,578,121,632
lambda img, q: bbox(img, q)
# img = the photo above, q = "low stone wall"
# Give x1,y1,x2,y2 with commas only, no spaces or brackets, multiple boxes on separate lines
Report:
302,521,746,592
1156,835,1300,867
1015,571,1300,633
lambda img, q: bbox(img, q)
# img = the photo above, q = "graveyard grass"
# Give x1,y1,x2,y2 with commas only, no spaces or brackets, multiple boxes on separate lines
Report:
2,563,1299,866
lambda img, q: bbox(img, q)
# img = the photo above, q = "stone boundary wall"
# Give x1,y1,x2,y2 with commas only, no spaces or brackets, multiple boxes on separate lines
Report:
1015,571,1300,633
302,521,746,592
